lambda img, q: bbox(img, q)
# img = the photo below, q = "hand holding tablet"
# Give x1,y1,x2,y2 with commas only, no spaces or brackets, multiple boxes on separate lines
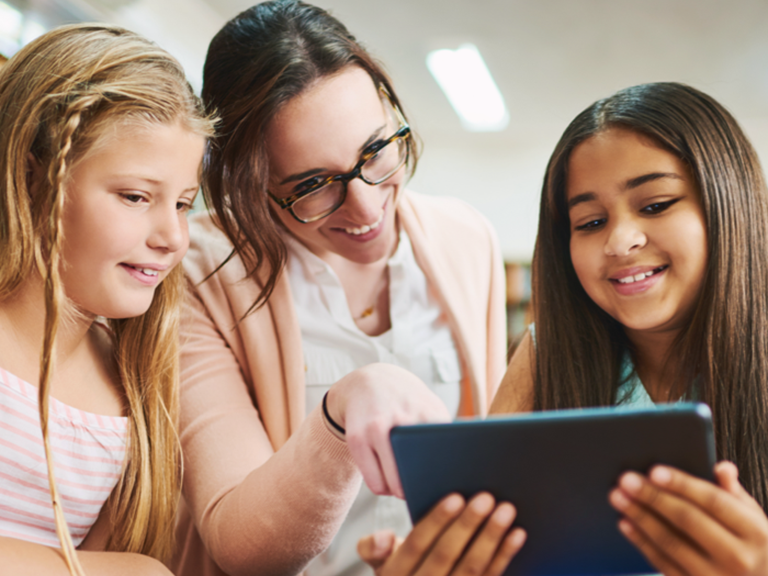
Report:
611,460,768,576
390,403,716,576
358,492,526,576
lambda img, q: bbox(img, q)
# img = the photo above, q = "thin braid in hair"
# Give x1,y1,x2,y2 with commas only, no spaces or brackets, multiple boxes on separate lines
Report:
38,94,101,576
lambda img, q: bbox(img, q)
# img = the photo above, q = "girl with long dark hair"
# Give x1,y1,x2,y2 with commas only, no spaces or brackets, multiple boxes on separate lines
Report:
492,81,768,575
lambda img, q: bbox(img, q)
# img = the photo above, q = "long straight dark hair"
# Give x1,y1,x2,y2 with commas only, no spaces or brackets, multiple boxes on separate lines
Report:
201,0,419,313
533,82,768,509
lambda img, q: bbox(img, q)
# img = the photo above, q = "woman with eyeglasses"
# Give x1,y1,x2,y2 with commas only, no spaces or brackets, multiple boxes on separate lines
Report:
171,2,521,576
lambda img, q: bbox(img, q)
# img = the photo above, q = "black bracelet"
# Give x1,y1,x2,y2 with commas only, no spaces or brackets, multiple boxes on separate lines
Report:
322,391,346,435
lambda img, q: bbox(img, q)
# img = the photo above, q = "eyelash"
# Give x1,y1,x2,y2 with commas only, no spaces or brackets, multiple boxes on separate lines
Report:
574,218,606,232
122,192,193,213
295,176,325,193
293,139,388,192
573,199,681,231
640,198,680,214
363,139,386,156
121,193,145,204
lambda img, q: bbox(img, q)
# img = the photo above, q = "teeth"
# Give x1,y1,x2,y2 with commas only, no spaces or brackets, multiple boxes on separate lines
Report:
130,265,159,276
617,270,656,284
345,211,384,235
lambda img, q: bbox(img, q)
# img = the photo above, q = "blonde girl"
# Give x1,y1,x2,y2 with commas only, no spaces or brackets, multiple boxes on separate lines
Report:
0,24,212,574
492,82,768,575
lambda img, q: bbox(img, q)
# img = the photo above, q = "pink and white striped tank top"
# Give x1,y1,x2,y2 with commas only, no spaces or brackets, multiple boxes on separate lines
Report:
0,367,128,547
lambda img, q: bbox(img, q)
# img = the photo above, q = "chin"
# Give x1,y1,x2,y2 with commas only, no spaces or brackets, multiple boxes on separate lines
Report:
93,301,155,321
618,315,675,334
341,247,391,265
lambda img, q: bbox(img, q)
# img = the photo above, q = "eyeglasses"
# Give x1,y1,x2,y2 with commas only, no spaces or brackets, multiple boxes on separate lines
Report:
268,89,411,223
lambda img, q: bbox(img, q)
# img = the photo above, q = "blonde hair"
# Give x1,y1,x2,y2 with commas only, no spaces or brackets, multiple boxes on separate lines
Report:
0,23,214,572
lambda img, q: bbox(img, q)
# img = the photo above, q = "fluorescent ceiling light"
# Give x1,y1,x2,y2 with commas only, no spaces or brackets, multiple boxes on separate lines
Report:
427,43,509,132
0,2,22,40
21,19,46,46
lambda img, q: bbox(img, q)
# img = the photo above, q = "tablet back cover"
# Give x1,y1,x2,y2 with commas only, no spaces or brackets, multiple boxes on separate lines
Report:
391,404,715,576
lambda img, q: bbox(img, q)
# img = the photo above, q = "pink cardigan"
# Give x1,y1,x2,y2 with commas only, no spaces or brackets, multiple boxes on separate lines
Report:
170,191,507,576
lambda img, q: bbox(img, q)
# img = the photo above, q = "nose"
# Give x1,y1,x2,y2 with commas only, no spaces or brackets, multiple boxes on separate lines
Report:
604,216,646,256
147,203,187,254
339,177,386,224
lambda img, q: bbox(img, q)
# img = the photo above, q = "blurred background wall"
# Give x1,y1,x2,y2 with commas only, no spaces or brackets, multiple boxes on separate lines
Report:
3,0,768,343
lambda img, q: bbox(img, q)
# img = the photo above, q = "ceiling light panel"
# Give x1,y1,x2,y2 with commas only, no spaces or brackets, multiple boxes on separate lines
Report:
426,43,509,132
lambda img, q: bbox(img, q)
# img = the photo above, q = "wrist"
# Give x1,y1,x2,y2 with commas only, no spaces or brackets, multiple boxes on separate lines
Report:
324,387,347,433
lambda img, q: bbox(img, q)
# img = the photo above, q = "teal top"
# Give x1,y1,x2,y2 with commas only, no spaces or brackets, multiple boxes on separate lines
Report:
616,355,657,408
528,323,672,408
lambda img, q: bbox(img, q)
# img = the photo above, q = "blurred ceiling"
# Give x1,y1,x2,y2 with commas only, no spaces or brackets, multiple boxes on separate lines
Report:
14,0,768,259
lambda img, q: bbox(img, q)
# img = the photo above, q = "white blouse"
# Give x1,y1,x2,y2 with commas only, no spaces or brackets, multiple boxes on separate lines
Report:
284,229,462,576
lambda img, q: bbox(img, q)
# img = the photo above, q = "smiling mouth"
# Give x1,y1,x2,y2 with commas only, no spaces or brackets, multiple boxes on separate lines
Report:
613,265,668,284
123,264,159,277
343,210,385,235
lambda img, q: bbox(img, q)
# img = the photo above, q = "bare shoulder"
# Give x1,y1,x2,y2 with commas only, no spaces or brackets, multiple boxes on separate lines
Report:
489,331,535,415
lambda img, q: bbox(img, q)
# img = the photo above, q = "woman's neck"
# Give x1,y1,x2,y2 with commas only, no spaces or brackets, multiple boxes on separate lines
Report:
311,221,400,338
328,253,392,337
624,327,682,402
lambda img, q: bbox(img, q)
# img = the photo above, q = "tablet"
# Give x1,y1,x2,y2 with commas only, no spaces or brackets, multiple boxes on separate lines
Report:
390,403,716,576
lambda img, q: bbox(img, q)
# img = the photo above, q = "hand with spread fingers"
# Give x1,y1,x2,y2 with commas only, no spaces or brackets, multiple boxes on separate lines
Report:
609,461,768,576
357,492,527,576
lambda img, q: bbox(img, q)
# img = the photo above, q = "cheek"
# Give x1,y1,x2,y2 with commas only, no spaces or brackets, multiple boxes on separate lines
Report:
177,217,191,259
658,212,708,275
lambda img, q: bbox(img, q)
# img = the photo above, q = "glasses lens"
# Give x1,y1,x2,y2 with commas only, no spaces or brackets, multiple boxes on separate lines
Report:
361,137,408,184
292,181,345,222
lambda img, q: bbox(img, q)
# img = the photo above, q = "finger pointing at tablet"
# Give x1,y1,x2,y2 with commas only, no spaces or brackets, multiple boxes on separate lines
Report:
357,492,527,576
327,363,452,497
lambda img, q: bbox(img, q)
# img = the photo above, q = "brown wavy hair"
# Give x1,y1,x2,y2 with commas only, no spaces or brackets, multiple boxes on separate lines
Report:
532,82,768,510
0,23,214,572
201,0,419,312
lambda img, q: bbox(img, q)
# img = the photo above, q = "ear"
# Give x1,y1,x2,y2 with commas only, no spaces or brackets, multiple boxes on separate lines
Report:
26,152,45,198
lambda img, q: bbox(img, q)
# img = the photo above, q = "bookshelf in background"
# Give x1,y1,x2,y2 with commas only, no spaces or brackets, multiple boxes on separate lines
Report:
505,261,531,358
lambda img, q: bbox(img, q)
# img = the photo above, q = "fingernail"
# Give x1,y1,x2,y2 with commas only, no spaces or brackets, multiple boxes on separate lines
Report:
618,519,634,536
609,489,630,510
373,531,387,552
650,466,672,485
510,528,527,548
493,503,514,525
620,472,643,494
443,494,463,513
470,493,494,514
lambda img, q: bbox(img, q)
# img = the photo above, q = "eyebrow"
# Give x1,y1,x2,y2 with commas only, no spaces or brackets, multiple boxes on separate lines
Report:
567,172,684,210
113,175,199,194
279,123,387,186
116,175,162,185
